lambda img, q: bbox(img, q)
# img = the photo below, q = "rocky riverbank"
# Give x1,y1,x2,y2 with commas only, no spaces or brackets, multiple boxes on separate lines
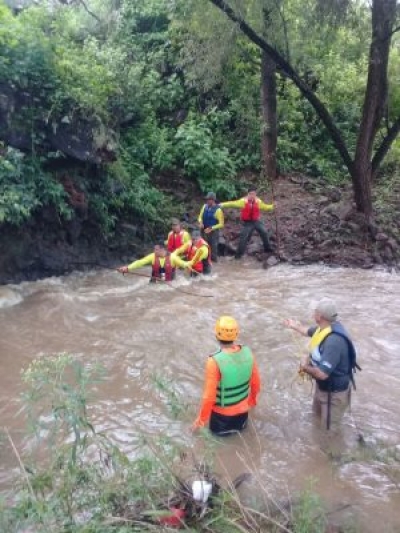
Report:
0,174,399,285
219,175,400,271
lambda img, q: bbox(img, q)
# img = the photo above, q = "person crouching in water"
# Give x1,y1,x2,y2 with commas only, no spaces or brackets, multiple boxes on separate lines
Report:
192,316,261,436
117,242,188,282
172,229,212,276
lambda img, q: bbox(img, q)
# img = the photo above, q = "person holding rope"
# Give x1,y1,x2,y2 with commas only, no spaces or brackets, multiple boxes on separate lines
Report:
172,229,212,276
197,192,224,262
192,316,261,436
117,242,189,282
284,299,360,431
220,186,274,259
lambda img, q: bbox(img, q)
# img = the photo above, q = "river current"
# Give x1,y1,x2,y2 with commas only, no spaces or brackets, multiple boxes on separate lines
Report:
1,260,399,531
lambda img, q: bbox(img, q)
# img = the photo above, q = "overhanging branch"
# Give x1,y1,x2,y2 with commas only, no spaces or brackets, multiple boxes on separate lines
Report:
209,0,353,173
372,115,400,178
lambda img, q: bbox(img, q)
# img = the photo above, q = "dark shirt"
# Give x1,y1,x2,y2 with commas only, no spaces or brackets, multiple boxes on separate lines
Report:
308,325,350,391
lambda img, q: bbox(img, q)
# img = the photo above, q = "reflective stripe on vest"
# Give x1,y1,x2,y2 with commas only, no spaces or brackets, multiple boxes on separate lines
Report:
241,198,260,221
213,346,254,407
167,230,185,252
187,238,211,273
202,204,220,228
152,255,175,281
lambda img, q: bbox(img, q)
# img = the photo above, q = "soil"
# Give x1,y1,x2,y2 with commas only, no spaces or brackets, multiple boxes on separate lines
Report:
157,172,400,271
0,173,399,285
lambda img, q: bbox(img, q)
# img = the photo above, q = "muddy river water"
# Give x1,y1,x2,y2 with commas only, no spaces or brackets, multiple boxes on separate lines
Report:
1,260,400,531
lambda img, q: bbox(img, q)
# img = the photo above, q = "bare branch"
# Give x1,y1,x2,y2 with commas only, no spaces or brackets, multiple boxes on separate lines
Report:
372,115,400,178
78,0,102,23
209,0,353,173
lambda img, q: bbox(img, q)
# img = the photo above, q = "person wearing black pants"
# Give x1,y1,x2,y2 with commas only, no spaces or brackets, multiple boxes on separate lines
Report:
198,191,224,262
237,220,272,258
220,187,274,259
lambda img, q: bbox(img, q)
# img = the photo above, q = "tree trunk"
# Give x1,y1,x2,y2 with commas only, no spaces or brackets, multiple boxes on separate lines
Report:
352,0,397,217
260,51,277,180
209,0,400,218
351,159,373,220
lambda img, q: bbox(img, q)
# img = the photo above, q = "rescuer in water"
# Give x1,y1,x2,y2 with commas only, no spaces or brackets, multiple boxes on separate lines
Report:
172,229,212,276
192,316,261,436
117,242,189,282
284,299,360,431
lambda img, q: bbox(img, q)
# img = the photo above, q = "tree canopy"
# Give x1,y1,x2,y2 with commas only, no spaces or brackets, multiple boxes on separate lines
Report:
0,0,399,231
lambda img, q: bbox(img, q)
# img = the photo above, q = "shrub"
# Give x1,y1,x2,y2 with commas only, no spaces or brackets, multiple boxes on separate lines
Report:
0,149,72,225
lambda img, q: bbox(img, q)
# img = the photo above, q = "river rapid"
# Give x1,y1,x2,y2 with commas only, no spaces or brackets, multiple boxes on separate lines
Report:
1,260,400,531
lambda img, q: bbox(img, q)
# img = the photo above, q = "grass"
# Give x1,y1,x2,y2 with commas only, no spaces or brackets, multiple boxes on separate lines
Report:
3,354,392,533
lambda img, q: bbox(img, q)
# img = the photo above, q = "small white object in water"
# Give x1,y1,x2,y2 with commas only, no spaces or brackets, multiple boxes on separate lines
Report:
0,287,23,309
192,480,212,503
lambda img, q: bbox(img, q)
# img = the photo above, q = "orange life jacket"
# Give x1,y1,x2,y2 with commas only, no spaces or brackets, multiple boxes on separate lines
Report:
152,255,175,281
167,230,185,252
241,198,260,221
187,238,211,273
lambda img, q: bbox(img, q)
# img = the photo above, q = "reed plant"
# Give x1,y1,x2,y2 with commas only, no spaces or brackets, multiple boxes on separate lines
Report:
1,354,369,533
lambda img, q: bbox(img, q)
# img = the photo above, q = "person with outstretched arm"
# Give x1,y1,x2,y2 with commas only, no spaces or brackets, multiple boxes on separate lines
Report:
283,299,360,431
220,187,274,259
118,242,189,282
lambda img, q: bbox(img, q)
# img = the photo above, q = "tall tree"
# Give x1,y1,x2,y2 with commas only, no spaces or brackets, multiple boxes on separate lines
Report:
261,50,277,179
209,0,400,219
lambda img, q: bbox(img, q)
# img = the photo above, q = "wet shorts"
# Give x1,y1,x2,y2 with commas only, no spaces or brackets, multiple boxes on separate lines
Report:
209,411,248,436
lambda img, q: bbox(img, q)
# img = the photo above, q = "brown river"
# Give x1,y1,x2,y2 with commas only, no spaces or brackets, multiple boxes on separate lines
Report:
1,260,400,531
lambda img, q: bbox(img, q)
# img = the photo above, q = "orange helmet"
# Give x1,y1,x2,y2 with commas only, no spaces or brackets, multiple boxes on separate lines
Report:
215,316,239,342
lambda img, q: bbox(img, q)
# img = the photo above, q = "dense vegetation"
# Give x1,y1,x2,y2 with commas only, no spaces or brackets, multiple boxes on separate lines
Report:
3,354,399,532
0,0,399,237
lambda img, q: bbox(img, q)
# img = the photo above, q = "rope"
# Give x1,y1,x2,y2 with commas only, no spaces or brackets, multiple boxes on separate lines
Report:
258,169,282,258
217,280,311,388
69,261,214,299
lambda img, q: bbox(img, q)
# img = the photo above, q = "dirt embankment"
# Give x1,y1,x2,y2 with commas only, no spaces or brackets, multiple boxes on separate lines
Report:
216,175,400,271
0,174,399,285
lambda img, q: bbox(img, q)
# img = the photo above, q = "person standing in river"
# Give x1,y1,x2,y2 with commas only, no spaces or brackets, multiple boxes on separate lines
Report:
172,229,212,276
166,218,191,253
197,191,224,262
117,243,189,282
220,186,274,259
192,316,261,436
283,299,360,431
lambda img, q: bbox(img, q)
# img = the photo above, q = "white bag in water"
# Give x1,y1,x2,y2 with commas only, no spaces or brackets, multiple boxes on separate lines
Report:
192,480,212,503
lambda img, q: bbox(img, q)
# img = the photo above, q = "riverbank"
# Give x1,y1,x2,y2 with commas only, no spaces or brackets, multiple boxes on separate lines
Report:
221,175,400,270
0,173,399,284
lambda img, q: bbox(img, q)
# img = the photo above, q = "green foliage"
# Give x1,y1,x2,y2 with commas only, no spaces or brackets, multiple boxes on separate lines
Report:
0,3,56,92
0,149,72,225
0,0,399,240
124,115,177,172
152,372,190,419
21,353,105,463
3,354,338,533
175,114,238,198
107,134,178,234
292,483,326,533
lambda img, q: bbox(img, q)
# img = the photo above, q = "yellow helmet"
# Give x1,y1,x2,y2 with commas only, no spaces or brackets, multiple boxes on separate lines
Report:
215,316,239,342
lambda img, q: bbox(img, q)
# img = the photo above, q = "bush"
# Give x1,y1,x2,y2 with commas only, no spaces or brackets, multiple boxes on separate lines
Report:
2,354,336,533
0,149,72,225
175,114,239,198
